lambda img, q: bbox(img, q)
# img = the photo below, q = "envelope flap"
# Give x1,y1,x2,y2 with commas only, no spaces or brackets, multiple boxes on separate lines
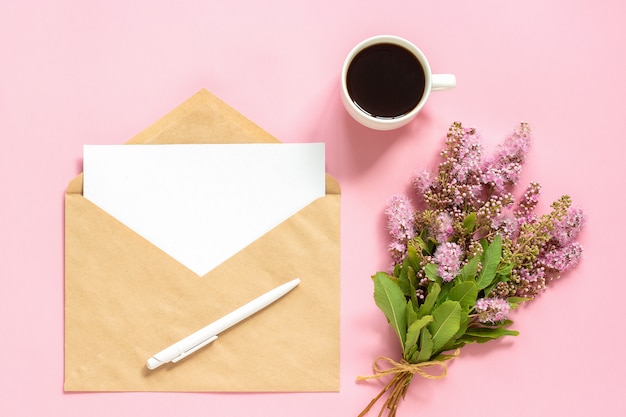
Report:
67,173,83,195
127,89,280,145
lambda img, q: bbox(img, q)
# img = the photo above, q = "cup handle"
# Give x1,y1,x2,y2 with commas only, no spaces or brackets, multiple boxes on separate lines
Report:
431,74,456,91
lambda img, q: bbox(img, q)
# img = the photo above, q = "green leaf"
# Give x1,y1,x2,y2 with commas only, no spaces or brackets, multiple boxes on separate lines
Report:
496,262,514,276
507,297,531,309
455,334,493,344
441,311,469,352
417,282,440,319
395,263,413,298
405,344,418,362
422,236,436,255
463,212,477,233
406,245,422,272
404,315,434,356
435,282,452,308
447,281,479,311
464,327,519,339
427,300,462,353
393,263,402,277
407,265,419,306
459,254,480,282
414,235,426,250
373,272,408,347
439,340,469,351
412,327,434,363
487,262,514,295
405,300,418,341
476,235,502,289
424,263,439,282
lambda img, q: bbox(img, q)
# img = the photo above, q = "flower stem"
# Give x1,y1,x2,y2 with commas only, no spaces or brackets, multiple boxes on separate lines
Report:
358,372,413,417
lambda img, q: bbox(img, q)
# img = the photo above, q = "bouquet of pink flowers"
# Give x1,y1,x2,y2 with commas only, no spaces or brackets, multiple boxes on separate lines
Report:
359,122,585,417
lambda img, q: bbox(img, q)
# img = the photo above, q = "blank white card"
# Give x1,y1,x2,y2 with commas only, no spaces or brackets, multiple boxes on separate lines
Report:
83,143,326,276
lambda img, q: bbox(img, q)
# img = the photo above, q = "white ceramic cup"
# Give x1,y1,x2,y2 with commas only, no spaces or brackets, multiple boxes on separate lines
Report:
341,35,456,130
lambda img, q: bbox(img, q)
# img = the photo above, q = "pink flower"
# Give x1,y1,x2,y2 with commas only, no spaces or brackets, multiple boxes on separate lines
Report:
491,211,520,240
481,123,531,195
475,298,510,323
388,241,407,264
433,242,463,282
551,206,585,246
385,195,415,263
385,195,415,241
433,212,455,242
412,170,434,197
540,241,583,273
519,266,545,283
515,182,541,223
450,127,484,183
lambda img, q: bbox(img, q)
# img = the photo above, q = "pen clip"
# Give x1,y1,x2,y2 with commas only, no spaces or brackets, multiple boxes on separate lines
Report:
172,335,218,363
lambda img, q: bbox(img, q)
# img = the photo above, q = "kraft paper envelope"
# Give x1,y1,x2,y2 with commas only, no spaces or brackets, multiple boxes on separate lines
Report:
64,89,341,392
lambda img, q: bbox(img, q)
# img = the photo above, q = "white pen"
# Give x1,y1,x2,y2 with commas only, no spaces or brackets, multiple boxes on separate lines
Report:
146,278,300,370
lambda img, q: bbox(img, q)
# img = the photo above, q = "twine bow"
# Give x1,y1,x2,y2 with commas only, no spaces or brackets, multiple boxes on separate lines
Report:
357,350,460,417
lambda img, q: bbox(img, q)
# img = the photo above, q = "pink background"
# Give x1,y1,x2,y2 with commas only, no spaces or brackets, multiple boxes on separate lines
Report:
1,1,624,416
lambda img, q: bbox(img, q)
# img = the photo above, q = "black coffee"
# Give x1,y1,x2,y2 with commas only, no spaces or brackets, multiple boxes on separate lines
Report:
346,43,425,119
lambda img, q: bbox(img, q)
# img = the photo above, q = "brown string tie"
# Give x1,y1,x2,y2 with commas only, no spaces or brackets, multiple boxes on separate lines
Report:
357,349,459,382
357,350,460,417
